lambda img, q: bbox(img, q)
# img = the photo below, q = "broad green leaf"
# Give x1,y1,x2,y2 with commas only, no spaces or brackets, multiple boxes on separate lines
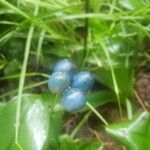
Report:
91,35,135,99
42,92,64,149
94,66,133,98
0,99,16,150
88,18,137,101
106,112,150,150
4,59,21,76
78,140,103,150
0,102,6,114
59,134,77,150
59,134,103,150
80,90,114,112
0,93,63,150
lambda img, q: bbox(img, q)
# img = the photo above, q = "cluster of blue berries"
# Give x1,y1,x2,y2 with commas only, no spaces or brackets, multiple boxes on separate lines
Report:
48,59,94,112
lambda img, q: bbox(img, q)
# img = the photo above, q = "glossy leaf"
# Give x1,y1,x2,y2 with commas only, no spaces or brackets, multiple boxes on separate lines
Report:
42,92,64,149
106,112,150,150
0,99,16,150
0,93,63,150
91,35,135,99
80,90,114,112
0,102,6,114
17,98,49,150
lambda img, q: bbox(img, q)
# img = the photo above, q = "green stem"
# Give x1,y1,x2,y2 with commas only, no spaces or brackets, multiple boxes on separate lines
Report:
17,0,20,8
0,72,49,81
0,0,29,19
70,111,91,138
51,94,59,113
15,2,40,149
86,102,108,126
15,25,35,147
0,80,48,99
82,0,90,68
126,98,133,120
15,141,23,150
109,0,117,14
36,29,46,68
99,40,122,118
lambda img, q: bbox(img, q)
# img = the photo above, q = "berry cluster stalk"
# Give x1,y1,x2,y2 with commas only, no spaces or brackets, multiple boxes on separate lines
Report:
86,102,108,126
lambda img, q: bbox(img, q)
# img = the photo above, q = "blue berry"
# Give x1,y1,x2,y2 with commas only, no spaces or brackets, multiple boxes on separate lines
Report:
72,71,94,92
53,59,76,82
61,88,86,112
48,72,70,93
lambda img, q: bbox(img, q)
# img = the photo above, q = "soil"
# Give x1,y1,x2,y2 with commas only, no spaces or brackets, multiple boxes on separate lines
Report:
62,103,124,150
135,65,150,110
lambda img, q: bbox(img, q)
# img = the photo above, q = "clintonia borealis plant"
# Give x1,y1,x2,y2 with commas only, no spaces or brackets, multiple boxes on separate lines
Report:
48,59,94,112
1,1,149,149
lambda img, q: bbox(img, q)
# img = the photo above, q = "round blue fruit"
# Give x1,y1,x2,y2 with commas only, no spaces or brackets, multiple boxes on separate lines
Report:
53,59,76,82
72,71,94,92
61,88,86,112
48,72,70,93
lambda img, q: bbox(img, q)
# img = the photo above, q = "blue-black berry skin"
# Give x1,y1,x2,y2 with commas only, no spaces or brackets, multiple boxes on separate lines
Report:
61,88,86,112
72,71,94,92
48,72,70,93
53,59,76,82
